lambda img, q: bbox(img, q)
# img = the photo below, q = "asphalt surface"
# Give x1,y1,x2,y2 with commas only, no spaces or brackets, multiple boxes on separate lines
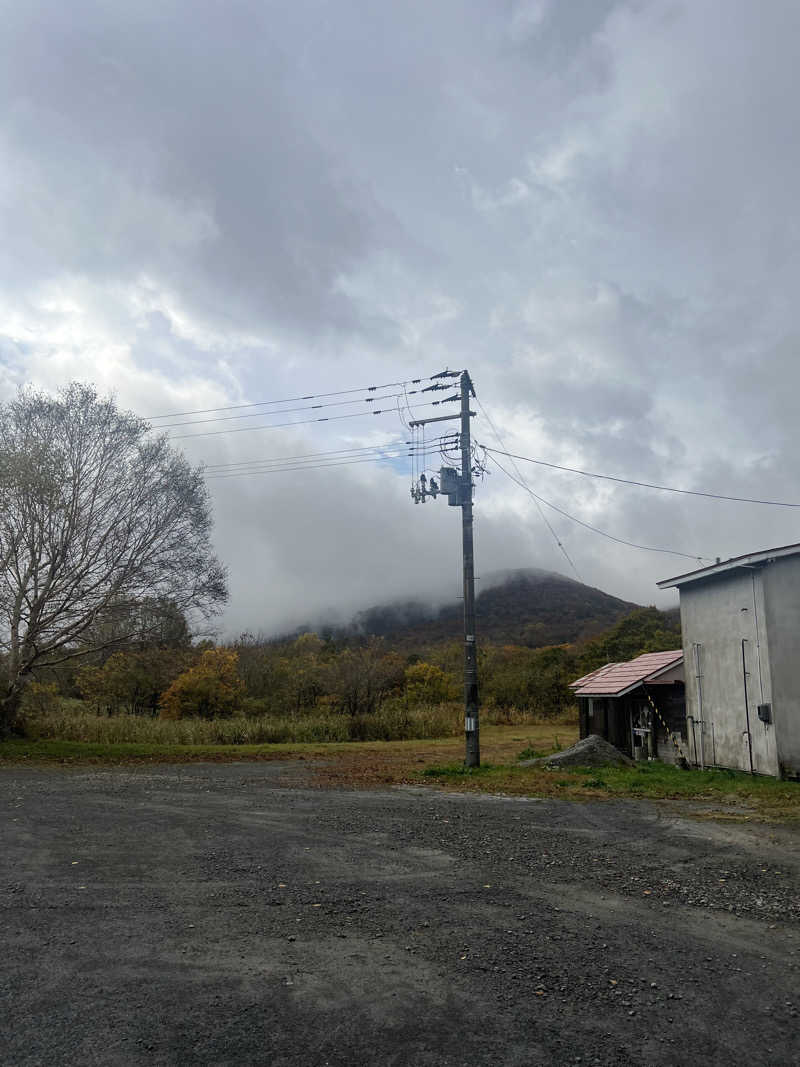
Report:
2,760,799,1066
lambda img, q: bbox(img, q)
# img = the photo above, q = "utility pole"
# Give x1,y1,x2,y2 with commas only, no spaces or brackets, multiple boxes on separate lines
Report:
409,369,481,767
459,370,479,767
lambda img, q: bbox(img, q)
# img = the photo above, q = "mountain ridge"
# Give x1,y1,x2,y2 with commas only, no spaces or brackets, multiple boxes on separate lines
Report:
288,568,644,649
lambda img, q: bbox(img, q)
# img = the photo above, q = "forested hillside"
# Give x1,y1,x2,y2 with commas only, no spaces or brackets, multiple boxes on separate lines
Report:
308,568,640,649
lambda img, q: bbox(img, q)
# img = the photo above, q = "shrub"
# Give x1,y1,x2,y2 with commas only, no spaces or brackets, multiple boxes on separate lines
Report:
159,650,245,720
20,681,61,717
404,662,459,705
322,638,404,716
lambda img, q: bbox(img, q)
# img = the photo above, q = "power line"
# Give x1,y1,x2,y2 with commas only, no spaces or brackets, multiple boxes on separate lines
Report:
487,452,711,563
153,390,413,430
204,442,403,470
204,450,425,480
201,440,449,478
206,443,450,473
146,375,441,420
480,446,800,509
168,397,456,441
203,443,446,478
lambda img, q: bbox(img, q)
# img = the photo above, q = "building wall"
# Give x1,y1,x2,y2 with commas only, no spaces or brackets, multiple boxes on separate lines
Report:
679,570,780,776
761,557,800,777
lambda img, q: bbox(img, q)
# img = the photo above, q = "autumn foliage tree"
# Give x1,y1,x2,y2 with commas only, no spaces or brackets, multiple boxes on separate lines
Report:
159,649,244,720
0,384,227,734
77,647,195,716
322,638,404,716
403,662,459,705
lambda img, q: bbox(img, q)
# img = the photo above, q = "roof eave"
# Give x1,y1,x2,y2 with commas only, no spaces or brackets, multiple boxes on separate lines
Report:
658,542,800,590
574,655,683,699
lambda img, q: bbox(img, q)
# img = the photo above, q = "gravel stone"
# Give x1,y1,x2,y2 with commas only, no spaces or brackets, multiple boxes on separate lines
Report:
1,760,799,1065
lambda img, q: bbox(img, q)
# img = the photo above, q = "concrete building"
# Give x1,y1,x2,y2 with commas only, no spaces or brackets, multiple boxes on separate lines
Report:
658,543,800,779
571,651,687,762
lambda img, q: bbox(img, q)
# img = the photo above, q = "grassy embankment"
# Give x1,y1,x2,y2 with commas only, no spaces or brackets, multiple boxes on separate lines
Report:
417,756,800,821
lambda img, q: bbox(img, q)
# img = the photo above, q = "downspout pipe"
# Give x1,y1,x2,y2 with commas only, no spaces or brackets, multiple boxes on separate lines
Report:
741,638,755,776
693,643,705,771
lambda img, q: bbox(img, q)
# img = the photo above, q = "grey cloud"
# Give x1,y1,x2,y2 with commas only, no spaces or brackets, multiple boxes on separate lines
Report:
4,0,800,632
1,1,397,341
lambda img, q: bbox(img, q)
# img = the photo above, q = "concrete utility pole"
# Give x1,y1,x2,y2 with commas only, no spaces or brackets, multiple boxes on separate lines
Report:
409,369,480,767
459,370,480,767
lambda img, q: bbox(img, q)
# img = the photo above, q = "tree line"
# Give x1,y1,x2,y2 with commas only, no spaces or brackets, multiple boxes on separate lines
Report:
21,606,681,726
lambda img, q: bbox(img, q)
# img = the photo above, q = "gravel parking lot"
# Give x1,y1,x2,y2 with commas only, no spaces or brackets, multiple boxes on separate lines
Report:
2,761,799,1066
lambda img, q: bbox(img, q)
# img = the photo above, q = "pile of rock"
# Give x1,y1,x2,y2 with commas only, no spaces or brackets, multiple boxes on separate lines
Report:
520,734,634,769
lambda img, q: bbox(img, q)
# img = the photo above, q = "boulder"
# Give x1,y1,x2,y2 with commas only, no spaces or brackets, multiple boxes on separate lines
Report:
520,734,634,769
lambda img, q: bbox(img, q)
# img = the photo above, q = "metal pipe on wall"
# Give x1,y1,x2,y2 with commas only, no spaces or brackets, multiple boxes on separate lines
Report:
711,721,716,767
751,573,766,704
688,716,698,766
693,642,705,770
741,638,755,775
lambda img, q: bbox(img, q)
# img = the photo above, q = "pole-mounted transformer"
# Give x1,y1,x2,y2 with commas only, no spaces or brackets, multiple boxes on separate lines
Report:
438,466,462,506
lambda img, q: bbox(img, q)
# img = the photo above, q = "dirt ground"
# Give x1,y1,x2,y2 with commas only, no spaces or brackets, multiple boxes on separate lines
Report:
2,760,799,1066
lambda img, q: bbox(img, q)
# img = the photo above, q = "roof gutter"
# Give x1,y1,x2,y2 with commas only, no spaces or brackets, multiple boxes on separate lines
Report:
658,543,800,590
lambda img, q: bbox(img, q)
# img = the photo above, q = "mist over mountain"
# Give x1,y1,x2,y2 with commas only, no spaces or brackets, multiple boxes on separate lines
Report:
287,568,641,649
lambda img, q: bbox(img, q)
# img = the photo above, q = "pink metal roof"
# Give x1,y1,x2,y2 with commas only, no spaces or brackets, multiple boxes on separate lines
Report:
569,663,616,689
571,650,683,698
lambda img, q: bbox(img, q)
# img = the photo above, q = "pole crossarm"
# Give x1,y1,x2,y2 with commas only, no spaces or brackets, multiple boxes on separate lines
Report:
407,409,475,426
408,412,475,428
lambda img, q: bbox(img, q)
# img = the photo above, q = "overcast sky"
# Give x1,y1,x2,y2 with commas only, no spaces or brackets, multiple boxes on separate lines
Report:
3,0,800,636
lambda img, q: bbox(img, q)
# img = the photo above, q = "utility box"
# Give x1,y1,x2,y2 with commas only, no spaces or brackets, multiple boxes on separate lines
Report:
439,467,462,506
758,703,772,724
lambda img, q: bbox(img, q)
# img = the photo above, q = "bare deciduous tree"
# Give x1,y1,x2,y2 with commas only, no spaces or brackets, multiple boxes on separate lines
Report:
0,383,227,733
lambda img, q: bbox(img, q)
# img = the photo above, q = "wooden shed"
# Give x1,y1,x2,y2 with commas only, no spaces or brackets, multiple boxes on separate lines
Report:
570,651,687,762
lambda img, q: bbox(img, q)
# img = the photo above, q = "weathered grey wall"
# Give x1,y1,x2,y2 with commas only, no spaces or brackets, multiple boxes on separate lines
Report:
679,570,779,775
761,557,800,776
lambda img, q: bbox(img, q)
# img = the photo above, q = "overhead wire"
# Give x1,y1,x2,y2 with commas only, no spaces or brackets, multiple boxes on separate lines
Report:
205,442,443,472
167,396,458,441
203,444,446,480
154,390,410,430
204,442,405,471
145,377,428,420
396,394,410,434
479,447,800,509
206,453,410,480
422,430,461,476
200,438,446,473
487,451,712,563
